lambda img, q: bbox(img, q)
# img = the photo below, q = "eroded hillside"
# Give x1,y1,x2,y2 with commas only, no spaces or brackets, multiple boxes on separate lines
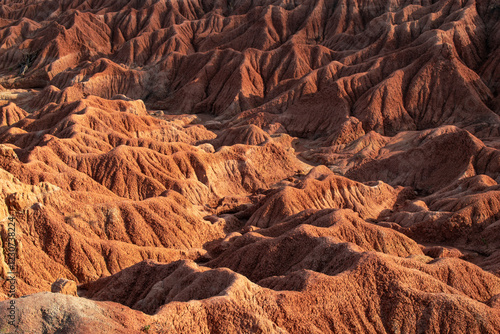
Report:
0,0,499,333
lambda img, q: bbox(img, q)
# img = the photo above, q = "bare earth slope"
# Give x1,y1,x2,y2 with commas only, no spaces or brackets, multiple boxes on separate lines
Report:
0,0,499,333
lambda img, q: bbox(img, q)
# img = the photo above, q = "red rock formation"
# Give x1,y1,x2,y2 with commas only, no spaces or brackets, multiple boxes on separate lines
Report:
0,0,498,333
246,173,405,228
0,102,27,126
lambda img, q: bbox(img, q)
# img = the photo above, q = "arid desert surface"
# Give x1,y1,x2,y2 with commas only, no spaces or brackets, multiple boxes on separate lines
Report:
0,0,499,333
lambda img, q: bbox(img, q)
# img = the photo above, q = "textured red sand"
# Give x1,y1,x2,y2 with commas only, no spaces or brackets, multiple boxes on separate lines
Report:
0,0,499,333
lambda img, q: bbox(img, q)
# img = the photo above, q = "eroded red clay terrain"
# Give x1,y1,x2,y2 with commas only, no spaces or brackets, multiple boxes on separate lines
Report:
0,0,499,333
